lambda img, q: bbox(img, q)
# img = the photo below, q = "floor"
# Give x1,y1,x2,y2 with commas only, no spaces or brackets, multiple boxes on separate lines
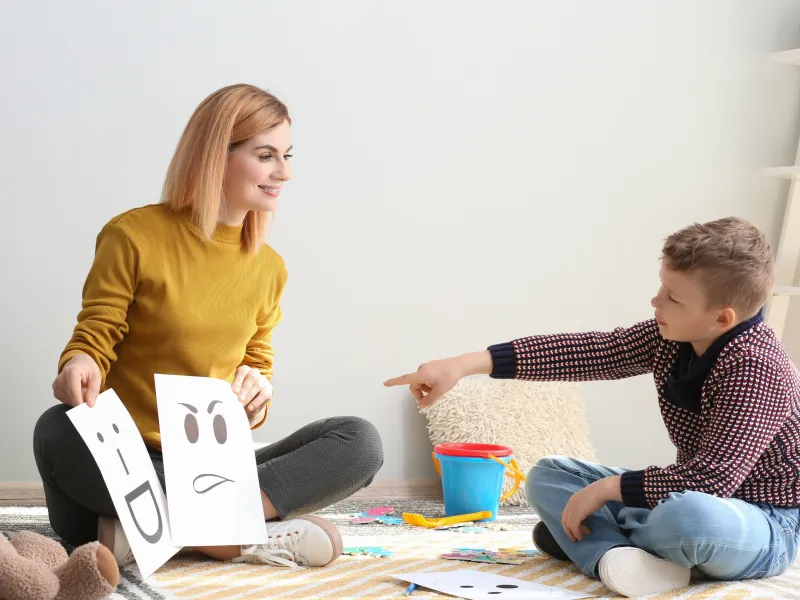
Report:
3,501,799,599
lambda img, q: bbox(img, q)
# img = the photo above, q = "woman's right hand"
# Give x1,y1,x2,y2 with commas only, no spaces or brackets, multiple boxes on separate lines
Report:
52,353,102,407
383,351,493,408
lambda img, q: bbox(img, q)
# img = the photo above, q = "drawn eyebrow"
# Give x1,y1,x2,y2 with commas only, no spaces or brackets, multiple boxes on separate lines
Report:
179,403,198,414
207,400,223,414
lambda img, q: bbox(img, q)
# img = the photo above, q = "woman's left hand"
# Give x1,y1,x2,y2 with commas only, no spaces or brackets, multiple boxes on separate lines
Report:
232,365,273,423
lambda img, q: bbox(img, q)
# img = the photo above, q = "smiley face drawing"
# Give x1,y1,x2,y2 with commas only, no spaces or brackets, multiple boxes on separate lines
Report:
95,422,165,544
156,374,269,547
67,390,181,578
178,400,235,494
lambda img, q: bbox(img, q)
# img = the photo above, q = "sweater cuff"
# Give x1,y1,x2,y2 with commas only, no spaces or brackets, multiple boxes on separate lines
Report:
620,470,649,508
58,349,85,373
487,343,515,379
58,349,106,384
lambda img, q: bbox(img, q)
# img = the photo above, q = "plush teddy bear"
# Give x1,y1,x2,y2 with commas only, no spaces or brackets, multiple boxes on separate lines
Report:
0,531,119,600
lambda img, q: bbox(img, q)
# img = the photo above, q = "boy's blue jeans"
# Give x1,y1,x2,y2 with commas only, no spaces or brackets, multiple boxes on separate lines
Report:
527,456,800,580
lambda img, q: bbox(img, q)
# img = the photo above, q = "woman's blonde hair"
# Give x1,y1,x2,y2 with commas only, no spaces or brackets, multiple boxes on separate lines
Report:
161,84,291,253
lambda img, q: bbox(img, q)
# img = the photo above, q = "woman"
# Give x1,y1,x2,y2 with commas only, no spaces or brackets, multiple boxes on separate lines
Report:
33,84,384,569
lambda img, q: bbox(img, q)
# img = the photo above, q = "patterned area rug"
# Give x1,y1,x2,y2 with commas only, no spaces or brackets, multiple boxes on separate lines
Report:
3,501,799,599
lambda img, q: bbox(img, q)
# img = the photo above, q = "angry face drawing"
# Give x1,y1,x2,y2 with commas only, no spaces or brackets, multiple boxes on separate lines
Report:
155,374,269,547
177,400,235,494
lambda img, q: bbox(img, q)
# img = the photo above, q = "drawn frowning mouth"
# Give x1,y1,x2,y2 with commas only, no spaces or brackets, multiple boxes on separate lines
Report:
192,473,234,494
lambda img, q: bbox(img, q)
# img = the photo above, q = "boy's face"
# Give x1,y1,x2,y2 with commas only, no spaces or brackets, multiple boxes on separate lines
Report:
651,265,735,351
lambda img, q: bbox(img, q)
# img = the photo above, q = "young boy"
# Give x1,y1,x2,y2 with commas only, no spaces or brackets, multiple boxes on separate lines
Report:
384,217,800,597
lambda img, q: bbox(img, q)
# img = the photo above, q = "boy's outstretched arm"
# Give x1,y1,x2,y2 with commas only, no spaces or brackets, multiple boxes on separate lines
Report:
385,319,661,407
488,319,661,382
619,353,791,509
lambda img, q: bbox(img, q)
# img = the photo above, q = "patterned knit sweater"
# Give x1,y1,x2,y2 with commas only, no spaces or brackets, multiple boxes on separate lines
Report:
488,316,800,509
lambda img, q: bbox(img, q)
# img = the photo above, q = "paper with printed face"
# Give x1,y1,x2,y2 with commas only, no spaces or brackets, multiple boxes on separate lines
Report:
155,374,268,546
67,391,181,578
392,569,596,599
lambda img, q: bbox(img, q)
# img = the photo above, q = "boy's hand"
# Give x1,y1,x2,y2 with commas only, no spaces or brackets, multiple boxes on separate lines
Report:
561,475,622,542
384,352,492,408
383,358,463,408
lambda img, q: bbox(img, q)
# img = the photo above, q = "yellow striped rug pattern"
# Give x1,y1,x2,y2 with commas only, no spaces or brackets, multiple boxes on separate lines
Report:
140,529,800,599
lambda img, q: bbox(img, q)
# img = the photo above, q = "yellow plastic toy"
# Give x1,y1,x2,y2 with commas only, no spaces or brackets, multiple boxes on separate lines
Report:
402,510,493,528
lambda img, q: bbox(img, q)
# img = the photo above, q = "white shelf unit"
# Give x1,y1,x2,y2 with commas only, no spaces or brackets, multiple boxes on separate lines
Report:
763,166,800,179
773,286,800,298
770,49,800,66
765,50,800,339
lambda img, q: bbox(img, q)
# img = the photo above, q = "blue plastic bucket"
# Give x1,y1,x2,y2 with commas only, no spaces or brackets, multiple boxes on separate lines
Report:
433,443,524,522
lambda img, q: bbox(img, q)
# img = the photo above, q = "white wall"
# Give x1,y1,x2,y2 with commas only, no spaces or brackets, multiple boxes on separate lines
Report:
2,0,800,483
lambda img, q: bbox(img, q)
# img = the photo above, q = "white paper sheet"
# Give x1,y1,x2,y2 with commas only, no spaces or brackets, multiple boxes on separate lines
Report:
67,391,181,578
393,570,596,599
155,374,268,546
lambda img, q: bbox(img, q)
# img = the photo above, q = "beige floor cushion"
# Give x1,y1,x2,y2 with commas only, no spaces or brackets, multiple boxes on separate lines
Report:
421,377,598,506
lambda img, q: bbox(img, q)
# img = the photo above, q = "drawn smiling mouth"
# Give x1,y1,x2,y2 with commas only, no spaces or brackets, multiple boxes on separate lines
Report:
192,474,234,494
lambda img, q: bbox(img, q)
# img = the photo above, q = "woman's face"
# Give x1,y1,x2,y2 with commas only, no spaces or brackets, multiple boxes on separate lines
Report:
222,121,292,220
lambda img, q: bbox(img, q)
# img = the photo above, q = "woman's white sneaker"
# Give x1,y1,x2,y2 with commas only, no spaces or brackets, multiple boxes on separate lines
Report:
233,516,342,568
97,516,135,567
598,547,691,597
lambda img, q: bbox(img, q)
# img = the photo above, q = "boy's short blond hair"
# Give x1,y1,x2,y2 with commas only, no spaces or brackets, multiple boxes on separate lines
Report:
661,217,775,317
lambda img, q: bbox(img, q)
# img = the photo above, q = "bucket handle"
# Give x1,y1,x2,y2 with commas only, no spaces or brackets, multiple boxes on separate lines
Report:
488,454,527,502
432,452,442,477
431,452,527,503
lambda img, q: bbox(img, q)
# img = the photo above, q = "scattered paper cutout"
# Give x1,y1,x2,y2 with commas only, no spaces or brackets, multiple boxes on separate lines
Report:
441,547,541,565
365,506,394,516
343,546,394,558
349,506,404,525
